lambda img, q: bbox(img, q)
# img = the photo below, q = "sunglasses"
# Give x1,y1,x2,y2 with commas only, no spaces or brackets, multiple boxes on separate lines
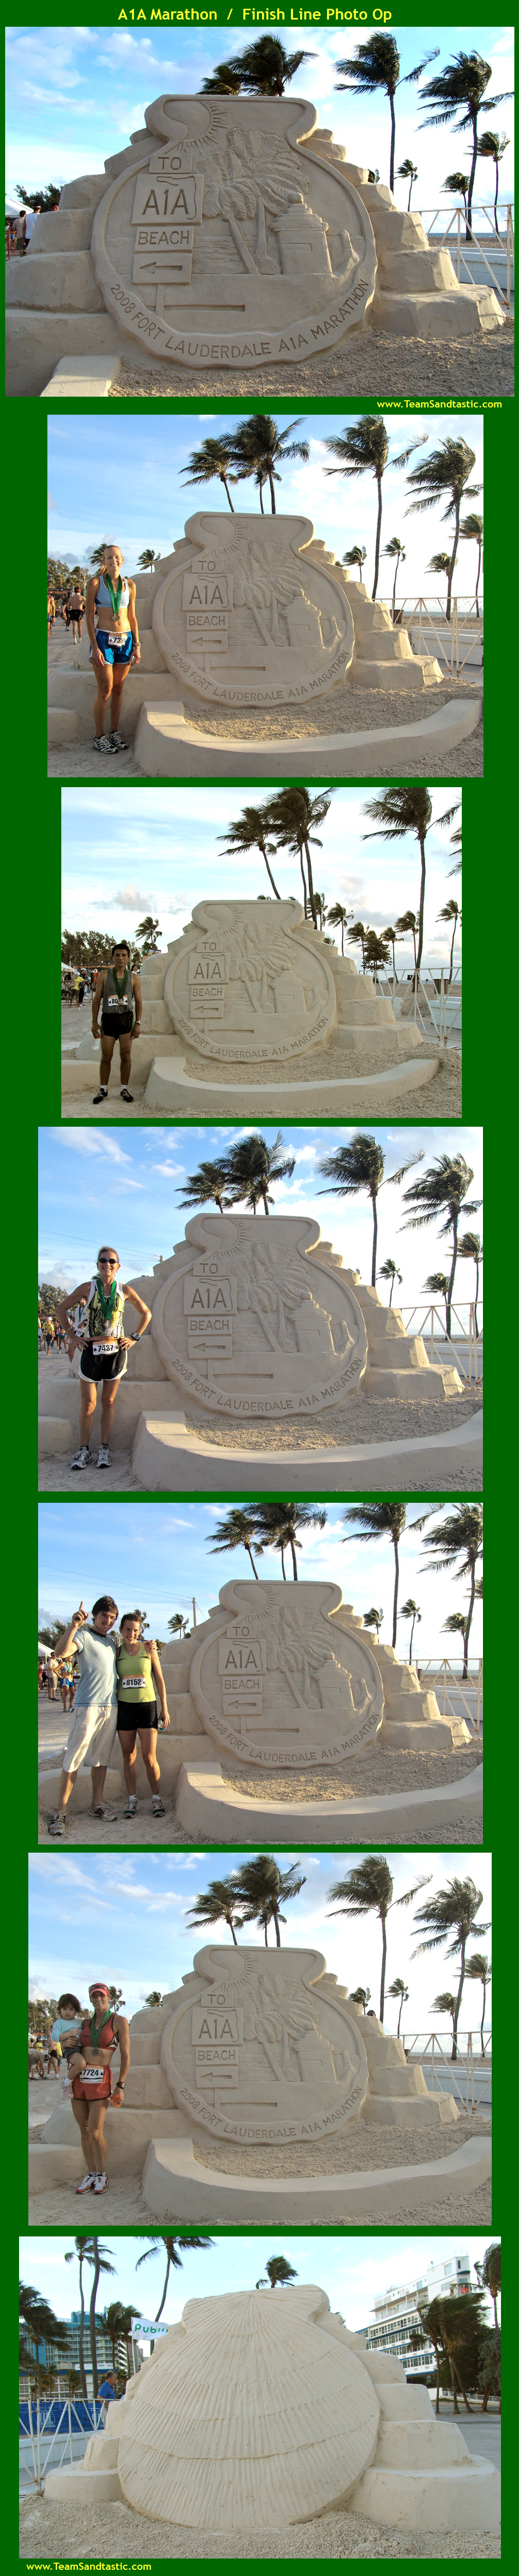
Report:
98,1256,116,1266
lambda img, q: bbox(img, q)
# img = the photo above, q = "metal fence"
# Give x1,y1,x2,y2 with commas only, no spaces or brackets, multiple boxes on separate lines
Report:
398,1300,482,1385
417,1657,483,1737
374,958,462,1050
20,2394,106,2493
416,199,514,311
402,2030,492,2111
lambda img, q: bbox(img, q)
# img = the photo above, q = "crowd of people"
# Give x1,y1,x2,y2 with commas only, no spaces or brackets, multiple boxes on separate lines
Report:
48,584,86,642
6,201,41,257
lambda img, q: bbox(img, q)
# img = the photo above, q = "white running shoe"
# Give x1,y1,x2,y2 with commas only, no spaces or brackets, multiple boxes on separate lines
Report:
93,2171,108,2192
110,730,129,751
76,2171,96,2193
96,1444,110,1469
92,735,111,755
71,1445,91,1470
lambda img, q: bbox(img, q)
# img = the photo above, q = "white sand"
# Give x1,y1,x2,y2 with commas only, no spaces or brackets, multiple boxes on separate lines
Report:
20,2496,501,2559
108,322,513,401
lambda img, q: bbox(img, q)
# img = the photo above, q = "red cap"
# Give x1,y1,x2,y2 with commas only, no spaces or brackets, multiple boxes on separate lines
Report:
89,1982,110,1997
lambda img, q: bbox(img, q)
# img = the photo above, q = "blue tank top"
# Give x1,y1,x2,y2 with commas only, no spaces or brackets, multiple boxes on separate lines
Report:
96,573,130,624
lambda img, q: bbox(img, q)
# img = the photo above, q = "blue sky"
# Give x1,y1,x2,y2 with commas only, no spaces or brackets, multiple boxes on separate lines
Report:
38,1120,483,1313
38,1497,483,1665
61,784,462,977
28,1846,492,2037
20,2230,497,2342
48,411,485,612
8,24,514,203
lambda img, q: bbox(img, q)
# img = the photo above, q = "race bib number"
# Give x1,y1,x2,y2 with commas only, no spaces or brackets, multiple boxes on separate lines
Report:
121,1675,146,1690
106,994,120,1010
108,629,127,644
81,2063,108,2088
92,1339,118,1356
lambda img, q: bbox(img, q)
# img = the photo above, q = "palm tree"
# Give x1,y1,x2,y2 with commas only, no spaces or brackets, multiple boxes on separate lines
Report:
474,2243,500,2326
202,38,316,98
87,2238,116,2402
255,2256,298,2289
231,416,309,517
363,784,458,979
427,548,454,605
167,1612,189,1641
180,436,237,512
406,435,482,621
318,1132,423,1289
349,1985,371,2012
384,535,406,621
477,129,509,234
432,1989,458,2047
381,925,401,984
267,786,333,927
457,1231,482,1336
387,1976,409,2039
362,1606,384,1642
342,544,367,579
448,822,462,878
395,908,419,979
209,1505,262,1579
177,1160,230,1218
64,2237,92,2402
347,918,369,973
364,931,391,978
442,171,470,226
144,1989,162,2006
235,1854,306,1948
400,1597,421,1663
412,1873,489,2058
324,419,425,601
459,511,483,613
101,2301,135,2379
342,1499,408,1647
400,1152,481,1336
20,2286,70,2407
397,157,419,210
225,1128,296,1218
379,1256,403,1307
335,36,438,194
437,897,462,986
465,1952,491,2056
423,1270,451,1333
186,1876,245,1948
254,1498,327,1582
137,547,156,571
421,1502,482,1678
326,901,352,955
327,1856,429,2027
136,2234,213,2322
218,802,281,900
419,51,513,236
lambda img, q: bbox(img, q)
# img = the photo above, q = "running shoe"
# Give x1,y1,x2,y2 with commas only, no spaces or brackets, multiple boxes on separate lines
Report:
76,2171,96,2193
48,1810,66,1837
92,736,111,755
93,2171,108,2193
71,1444,91,1470
110,730,129,751
92,1804,117,1822
124,1799,138,1818
93,1088,109,1105
120,1087,133,1102
152,1797,165,1817
96,1444,110,1469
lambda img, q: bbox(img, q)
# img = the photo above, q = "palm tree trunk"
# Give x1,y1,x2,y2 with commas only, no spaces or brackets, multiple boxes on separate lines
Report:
299,851,308,916
446,498,461,623
452,1941,466,2060
268,468,276,514
273,1904,281,1947
446,1213,458,1339
449,2355,459,2413
264,1917,268,1947
407,178,412,212
462,1555,476,1679
416,831,427,975
222,477,235,513
281,1542,286,1579
372,473,383,599
392,560,398,623
467,115,479,236
259,482,265,514
435,2354,440,2416
228,1920,238,1945
155,2250,171,2324
448,922,457,988
89,2244,101,2400
289,1533,299,1580
409,1611,416,1663
303,833,318,928
246,1542,259,1578
389,92,396,195
397,1996,403,2039
371,1188,378,1288
389,1273,394,1306
494,163,499,236
480,1985,486,2057
259,840,281,899
78,2258,88,2404
379,1912,387,2023
391,1534,399,1648
340,918,344,954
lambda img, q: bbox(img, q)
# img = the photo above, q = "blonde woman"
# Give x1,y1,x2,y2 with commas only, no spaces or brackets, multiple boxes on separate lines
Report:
85,543,141,756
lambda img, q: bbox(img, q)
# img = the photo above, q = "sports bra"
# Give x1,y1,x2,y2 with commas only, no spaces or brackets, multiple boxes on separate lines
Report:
79,2009,117,2054
95,573,130,623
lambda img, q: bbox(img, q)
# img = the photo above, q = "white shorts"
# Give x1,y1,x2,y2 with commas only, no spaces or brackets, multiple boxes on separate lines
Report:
63,1698,118,1774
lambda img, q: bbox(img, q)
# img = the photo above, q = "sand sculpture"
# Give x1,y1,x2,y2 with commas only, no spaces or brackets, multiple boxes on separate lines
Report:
44,2285,500,2534
62,897,440,1115
9,91,503,396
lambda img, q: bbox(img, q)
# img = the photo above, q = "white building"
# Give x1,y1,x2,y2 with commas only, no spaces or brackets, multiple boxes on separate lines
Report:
357,2250,472,2382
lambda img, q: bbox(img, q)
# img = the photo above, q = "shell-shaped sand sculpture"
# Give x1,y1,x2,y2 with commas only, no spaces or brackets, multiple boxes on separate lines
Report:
117,2285,380,2528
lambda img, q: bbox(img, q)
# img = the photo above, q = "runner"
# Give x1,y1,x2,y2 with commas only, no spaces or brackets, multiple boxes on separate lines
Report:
68,584,85,643
47,590,55,637
46,1595,119,1837
116,1611,170,1820
91,941,142,1107
64,1979,130,2194
85,544,141,756
54,1250,151,1470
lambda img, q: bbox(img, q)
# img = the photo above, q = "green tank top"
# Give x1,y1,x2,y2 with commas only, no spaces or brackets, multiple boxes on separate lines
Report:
116,1643,156,1704
103,964,134,1018
86,1278,126,1342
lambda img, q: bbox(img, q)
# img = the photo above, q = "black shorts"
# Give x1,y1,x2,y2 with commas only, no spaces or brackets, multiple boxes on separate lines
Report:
80,1344,127,1383
116,1704,158,1738
101,1010,134,1038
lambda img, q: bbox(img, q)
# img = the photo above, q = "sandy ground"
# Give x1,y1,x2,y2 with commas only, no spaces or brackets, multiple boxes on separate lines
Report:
38,1409,482,1497
192,2113,490,2183
185,1388,482,1450
232,1744,482,1800
62,1051,463,1123
186,676,480,747
19,2496,501,2560
27,2154,491,2230
37,1789,482,1852
48,699,482,784
108,321,513,400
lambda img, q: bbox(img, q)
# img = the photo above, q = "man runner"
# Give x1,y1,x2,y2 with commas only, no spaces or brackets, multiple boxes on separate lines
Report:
67,584,85,643
91,940,142,1107
54,1248,151,1470
85,544,140,756
65,1979,130,2194
46,1595,119,1836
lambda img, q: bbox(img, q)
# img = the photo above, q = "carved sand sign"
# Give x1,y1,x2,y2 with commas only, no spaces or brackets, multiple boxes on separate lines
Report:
91,92,376,369
152,512,354,706
189,1579,383,1767
149,1213,368,1418
164,900,337,1063
161,1945,369,2141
